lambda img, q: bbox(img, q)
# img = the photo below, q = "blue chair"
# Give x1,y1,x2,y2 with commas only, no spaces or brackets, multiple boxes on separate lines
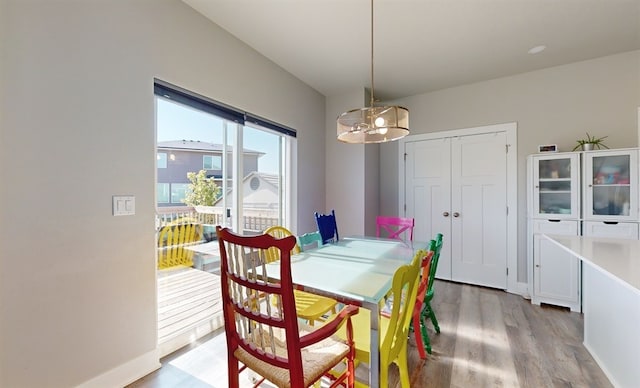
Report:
314,210,339,244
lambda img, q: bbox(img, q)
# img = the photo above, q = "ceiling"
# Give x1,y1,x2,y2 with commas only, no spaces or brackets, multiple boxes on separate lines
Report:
183,0,640,101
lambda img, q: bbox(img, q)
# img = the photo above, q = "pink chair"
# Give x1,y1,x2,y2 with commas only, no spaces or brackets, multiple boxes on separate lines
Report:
376,216,415,242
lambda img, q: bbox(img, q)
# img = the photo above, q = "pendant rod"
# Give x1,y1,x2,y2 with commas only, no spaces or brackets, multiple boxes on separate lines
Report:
370,0,375,108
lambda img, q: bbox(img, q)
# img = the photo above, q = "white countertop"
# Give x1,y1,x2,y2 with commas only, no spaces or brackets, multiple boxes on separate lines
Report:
544,234,640,295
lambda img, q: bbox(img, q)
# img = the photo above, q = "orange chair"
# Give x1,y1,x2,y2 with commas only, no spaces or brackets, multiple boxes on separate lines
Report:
412,249,434,359
375,216,415,242
217,226,359,388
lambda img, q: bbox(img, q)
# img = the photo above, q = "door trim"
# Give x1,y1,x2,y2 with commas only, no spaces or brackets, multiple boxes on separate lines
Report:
398,122,519,294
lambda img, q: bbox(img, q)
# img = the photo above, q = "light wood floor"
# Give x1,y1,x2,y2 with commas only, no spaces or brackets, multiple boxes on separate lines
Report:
129,280,612,388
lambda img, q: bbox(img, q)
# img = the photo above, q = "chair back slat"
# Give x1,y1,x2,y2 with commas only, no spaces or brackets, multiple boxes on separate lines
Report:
375,216,415,242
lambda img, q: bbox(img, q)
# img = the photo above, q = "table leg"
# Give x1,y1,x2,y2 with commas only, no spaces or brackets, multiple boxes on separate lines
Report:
364,300,380,388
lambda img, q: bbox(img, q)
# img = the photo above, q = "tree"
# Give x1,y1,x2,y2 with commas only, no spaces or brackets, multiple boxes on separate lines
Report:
182,170,220,206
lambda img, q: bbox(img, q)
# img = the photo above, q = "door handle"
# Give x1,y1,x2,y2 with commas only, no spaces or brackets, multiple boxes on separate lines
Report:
443,212,450,217
453,212,460,217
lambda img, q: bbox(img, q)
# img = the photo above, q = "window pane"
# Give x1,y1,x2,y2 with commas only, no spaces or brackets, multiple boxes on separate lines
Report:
243,124,283,231
171,183,189,204
157,153,167,168
203,155,222,170
157,183,170,203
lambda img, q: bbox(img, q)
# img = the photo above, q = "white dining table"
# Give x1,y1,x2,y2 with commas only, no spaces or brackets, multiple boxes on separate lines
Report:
265,236,425,387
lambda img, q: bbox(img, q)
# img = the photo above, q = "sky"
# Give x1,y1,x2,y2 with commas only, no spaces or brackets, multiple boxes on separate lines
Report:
156,98,280,174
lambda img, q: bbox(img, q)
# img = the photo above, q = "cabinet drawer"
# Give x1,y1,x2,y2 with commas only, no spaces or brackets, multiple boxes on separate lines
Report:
532,220,579,235
582,221,639,240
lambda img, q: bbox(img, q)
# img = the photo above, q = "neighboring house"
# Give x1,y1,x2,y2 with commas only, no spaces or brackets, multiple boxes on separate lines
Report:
156,139,263,207
213,171,280,217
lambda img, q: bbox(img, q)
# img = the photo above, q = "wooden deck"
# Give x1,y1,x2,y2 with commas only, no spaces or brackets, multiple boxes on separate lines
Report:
157,266,224,357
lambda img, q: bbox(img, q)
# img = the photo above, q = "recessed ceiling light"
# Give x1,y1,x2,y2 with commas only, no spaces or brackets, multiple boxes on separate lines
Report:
528,45,546,55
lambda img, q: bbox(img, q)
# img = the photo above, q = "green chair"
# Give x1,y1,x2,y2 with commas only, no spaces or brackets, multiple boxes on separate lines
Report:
421,233,443,354
297,231,323,251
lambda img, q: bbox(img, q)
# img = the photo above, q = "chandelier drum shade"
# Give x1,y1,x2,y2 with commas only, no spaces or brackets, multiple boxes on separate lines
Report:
337,105,409,144
336,0,409,144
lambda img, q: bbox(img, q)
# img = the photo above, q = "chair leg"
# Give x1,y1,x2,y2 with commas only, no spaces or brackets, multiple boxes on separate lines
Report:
380,361,389,388
396,343,411,388
426,301,440,333
227,355,240,388
420,315,432,355
412,313,427,359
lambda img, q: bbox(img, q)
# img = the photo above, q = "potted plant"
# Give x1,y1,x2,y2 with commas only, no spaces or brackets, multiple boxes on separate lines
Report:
572,133,609,151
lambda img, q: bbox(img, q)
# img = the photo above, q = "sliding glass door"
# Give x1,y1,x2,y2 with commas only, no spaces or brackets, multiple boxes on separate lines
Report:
153,82,295,354
155,84,294,241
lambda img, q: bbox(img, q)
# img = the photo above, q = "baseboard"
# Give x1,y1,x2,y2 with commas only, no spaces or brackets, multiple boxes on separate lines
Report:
515,281,529,298
76,348,160,388
583,342,616,388
507,281,529,298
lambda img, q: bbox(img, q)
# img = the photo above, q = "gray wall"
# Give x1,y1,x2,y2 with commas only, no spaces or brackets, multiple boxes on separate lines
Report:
380,50,640,284
0,0,325,386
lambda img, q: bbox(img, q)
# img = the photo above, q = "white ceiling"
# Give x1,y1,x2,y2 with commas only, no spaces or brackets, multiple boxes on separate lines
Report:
183,0,640,100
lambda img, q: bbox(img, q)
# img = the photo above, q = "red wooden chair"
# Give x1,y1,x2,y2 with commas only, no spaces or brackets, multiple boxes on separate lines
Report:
217,226,359,388
376,216,415,242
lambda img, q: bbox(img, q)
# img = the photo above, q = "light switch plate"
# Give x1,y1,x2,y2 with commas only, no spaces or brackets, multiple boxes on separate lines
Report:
113,195,135,216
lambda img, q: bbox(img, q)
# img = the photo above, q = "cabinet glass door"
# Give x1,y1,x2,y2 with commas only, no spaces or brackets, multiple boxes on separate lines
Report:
585,150,637,220
534,154,579,218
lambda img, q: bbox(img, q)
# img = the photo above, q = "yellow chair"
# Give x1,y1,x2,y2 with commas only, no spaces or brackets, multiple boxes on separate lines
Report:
264,226,339,325
338,250,423,387
157,223,203,269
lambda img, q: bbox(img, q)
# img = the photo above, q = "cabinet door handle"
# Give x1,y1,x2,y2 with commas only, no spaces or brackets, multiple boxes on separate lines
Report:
453,212,460,217
535,264,540,268
443,212,450,217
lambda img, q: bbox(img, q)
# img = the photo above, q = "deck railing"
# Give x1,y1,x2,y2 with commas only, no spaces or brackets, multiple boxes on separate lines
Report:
155,206,278,234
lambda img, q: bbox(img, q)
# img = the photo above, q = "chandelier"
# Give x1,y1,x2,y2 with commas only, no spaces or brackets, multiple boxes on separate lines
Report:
336,0,409,144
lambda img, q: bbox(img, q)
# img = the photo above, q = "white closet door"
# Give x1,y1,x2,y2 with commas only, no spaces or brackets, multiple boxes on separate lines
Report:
405,138,452,280
450,132,508,288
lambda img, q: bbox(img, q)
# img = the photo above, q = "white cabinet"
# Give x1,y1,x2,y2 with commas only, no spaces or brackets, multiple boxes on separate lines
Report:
527,152,582,312
531,220,581,312
583,149,638,222
582,221,639,239
529,153,581,219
